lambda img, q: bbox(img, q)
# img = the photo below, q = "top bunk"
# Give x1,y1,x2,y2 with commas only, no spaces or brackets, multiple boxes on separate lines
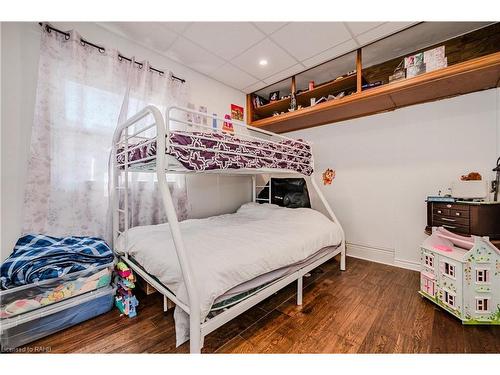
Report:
112,105,314,176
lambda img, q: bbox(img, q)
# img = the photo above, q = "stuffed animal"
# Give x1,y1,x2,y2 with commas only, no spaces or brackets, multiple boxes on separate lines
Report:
114,261,138,318
115,262,131,277
322,168,336,185
114,294,139,318
461,172,482,181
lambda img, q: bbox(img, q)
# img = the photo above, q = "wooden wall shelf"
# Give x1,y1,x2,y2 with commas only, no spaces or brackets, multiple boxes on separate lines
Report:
249,52,500,134
252,74,359,121
253,97,291,119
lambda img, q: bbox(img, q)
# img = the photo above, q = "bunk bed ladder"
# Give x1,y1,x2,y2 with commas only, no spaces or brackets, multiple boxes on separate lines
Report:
254,178,272,204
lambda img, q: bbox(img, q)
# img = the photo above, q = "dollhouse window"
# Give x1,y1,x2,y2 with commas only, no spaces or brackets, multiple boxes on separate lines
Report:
444,262,455,278
443,291,455,307
422,277,435,296
476,269,489,283
424,254,434,268
476,298,489,312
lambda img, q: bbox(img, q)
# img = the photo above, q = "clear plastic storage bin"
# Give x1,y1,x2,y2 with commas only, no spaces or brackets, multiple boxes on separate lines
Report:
0,263,113,319
0,285,115,351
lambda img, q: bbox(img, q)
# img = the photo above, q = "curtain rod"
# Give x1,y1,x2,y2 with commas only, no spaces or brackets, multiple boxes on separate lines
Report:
38,23,186,83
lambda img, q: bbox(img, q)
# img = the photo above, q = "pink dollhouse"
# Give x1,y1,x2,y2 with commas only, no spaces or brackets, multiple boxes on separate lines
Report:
420,227,500,324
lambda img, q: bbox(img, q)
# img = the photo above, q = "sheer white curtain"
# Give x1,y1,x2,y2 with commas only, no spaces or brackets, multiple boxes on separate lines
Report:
22,25,188,241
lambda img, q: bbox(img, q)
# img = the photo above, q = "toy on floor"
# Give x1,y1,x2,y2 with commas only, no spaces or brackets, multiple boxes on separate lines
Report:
114,261,139,318
420,227,500,325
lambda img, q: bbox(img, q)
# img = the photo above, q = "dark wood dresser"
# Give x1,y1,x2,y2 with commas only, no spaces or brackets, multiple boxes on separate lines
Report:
426,201,500,247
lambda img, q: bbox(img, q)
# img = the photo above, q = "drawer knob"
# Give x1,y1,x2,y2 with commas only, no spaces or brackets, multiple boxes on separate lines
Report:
446,204,452,208
456,212,460,216
437,210,442,214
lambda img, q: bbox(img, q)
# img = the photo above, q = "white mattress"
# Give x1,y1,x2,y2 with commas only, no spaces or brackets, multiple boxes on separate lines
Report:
213,245,337,304
116,202,342,345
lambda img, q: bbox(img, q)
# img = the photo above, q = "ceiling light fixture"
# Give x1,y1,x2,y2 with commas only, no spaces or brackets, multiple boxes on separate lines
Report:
259,59,268,66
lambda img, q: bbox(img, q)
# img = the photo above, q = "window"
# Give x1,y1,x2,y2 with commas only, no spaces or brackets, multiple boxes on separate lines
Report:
476,269,489,283
476,298,489,312
424,254,434,268
444,262,455,278
443,291,455,307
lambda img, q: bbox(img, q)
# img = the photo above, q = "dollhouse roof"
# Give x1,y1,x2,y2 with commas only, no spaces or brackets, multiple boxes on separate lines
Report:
422,227,500,263
421,242,468,262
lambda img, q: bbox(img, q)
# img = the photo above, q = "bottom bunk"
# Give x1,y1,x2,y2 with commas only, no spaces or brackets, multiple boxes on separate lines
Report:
115,202,344,348
122,244,342,349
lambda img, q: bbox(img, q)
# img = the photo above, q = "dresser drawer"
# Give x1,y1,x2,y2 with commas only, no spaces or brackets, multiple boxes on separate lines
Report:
432,215,469,227
433,207,450,216
433,202,469,212
433,220,469,234
450,209,469,218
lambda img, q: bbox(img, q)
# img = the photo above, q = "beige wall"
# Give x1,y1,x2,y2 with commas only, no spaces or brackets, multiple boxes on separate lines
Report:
290,88,500,270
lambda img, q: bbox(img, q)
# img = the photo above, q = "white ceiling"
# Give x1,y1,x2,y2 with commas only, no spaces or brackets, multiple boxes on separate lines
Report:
97,22,493,94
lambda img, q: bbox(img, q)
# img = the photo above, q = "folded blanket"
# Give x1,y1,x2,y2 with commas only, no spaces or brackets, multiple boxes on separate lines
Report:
0,234,114,290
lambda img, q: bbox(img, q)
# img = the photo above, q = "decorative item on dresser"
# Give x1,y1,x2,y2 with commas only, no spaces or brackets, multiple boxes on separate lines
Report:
425,201,500,248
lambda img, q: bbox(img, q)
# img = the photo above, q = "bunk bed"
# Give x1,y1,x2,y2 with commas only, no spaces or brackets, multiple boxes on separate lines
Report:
110,105,346,353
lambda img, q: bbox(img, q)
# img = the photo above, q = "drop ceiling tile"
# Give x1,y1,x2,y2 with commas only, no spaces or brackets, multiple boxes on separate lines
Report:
99,22,178,52
243,81,267,94
183,22,265,60
165,36,225,75
302,39,359,68
262,64,304,85
210,63,260,90
252,22,287,35
270,22,352,61
356,22,417,46
164,22,192,34
231,38,297,80
345,22,385,36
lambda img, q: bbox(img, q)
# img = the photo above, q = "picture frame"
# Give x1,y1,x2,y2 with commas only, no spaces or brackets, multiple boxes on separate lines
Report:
230,104,244,121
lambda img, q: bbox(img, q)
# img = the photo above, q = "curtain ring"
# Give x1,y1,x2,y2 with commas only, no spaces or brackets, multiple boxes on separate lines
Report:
138,63,143,70
65,34,70,41
45,25,51,33
99,47,105,54
80,40,86,47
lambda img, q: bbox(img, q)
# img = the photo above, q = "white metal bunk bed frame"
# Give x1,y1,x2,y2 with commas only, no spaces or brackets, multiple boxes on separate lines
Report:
110,105,346,353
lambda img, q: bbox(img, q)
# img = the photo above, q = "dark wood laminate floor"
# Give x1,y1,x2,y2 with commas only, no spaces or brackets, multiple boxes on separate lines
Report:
19,256,500,353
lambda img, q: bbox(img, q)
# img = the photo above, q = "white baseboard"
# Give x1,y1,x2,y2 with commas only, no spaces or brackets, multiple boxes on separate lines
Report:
346,242,395,266
394,257,421,272
346,242,420,272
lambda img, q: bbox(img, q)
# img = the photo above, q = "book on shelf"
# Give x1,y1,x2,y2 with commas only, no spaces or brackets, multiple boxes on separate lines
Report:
252,95,269,108
362,81,383,90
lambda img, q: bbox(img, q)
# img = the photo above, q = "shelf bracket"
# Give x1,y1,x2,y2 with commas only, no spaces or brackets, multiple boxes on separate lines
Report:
356,48,363,93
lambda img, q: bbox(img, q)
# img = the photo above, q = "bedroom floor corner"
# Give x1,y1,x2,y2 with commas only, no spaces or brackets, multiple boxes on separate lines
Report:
17,257,500,354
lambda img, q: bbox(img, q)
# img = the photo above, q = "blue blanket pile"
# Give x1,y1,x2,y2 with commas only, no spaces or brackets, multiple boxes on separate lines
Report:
0,234,114,290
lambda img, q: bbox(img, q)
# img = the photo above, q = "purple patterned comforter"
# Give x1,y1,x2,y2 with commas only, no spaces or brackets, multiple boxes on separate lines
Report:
117,131,313,175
